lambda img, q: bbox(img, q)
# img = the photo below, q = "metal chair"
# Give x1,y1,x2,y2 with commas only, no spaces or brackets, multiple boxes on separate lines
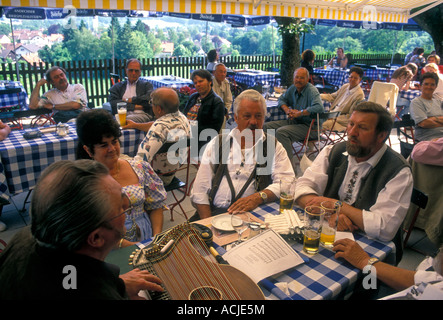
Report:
403,187,428,248
152,139,191,221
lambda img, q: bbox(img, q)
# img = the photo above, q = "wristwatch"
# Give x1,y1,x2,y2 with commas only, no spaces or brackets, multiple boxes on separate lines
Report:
259,191,268,203
367,257,380,269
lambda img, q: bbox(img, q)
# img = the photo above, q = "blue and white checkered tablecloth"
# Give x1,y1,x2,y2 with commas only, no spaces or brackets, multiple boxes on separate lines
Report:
314,68,349,87
217,202,395,300
0,83,28,109
265,99,287,122
234,71,279,88
364,68,396,82
0,123,145,198
142,76,193,90
399,90,421,101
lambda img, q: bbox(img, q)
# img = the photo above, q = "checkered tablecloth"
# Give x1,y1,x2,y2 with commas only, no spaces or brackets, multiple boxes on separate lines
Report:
142,76,193,90
364,68,396,82
314,68,349,87
234,71,279,88
0,83,28,109
265,99,287,122
399,90,421,101
218,202,395,300
0,123,145,197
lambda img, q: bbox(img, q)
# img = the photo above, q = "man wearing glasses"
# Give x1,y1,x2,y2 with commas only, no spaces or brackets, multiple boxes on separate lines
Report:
321,66,365,132
106,59,154,123
0,160,163,300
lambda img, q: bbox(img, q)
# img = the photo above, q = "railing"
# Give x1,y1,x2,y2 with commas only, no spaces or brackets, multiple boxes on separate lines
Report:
0,53,404,107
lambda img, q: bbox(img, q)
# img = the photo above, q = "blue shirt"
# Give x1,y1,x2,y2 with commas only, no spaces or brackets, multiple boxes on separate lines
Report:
277,83,324,125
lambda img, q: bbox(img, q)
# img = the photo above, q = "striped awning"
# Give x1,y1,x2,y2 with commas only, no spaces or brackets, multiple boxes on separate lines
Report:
1,0,440,23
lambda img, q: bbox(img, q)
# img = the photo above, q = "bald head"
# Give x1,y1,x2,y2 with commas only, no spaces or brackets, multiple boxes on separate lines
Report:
151,87,180,114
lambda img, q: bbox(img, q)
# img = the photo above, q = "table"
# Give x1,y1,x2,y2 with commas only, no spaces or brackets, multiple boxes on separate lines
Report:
399,89,421,101
314,67,397,88
142,76,193,90
0,123,145,198
314,68,350,87
218,202,396,300
234,70,279,88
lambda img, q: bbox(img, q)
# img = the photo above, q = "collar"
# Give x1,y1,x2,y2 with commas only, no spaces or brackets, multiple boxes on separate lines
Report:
127,78,139,86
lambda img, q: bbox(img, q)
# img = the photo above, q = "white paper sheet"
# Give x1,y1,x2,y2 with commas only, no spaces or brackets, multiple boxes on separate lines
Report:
222,229,305,283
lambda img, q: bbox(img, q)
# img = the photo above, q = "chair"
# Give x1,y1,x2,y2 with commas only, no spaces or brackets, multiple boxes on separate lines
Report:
393,118,416,159
367,81,399,118
403,187,428,248
292,113,325,161
319,111,344,147
152,139,191,221
110,73,120,86
0,238,7,253
310,71,337,94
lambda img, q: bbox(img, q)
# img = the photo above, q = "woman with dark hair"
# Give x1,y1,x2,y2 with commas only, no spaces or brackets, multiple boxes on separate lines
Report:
301,49,315,74
76,109,167,246
207,49,219,71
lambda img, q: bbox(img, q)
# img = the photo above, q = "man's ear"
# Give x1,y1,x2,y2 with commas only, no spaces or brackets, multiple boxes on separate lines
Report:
86,228,106,249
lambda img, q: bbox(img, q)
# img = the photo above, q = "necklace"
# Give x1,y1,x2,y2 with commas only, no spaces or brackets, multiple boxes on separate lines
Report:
111,161,121,179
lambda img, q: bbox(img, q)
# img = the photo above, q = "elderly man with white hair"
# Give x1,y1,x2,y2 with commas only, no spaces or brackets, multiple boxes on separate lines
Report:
189,89,295,221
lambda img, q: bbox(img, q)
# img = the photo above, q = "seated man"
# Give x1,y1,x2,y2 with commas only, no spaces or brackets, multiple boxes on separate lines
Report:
0,160,163,300
134,87,191,186
212,63,233,128
295,102,413,248
182,69,225,152
189,89,295,221
105,59,153,123
263,67,324,164
321,66,365,132
29,66,87,123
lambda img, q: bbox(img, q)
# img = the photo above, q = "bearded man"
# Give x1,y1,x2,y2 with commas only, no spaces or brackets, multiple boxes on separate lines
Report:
294,102,413,247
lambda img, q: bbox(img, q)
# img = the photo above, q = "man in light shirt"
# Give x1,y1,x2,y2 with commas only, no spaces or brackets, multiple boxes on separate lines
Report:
29,66,88,123
189,89,295,221
295,102,413,258
321,66,365,132
106,59,154,123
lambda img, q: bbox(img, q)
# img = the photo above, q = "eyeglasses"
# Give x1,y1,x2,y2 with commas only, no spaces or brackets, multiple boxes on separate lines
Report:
127,69,141,73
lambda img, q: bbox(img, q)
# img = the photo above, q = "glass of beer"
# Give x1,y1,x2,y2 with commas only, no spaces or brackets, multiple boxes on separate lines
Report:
320,200,342,248
117,102,127,126
279,178,296,213
302,206,325,255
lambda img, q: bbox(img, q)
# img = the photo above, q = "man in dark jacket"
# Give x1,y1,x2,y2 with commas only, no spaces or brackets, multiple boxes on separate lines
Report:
0,160,163,300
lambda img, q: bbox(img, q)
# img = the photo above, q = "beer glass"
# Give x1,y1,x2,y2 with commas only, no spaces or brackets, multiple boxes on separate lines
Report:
117,102,127,126
320,200,341,248
279,178,296,213
303,206,325,255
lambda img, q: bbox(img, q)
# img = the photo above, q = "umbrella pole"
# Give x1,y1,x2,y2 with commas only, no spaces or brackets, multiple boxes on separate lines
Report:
9,19,20,81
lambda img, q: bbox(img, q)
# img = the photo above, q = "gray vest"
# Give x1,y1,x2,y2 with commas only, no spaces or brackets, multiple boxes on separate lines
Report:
324,142,410,209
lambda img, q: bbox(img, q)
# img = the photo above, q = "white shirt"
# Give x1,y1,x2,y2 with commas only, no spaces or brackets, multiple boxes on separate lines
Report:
191,128,295,209
42,83,87,113
122,80,137,101
212,77,233,112
295,144,413,242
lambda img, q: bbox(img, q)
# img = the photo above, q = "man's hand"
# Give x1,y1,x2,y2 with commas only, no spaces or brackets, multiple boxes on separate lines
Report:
36,78,48,87
338,214,359,232
227,193,262,213
120,268,163,300
121,119,138,130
